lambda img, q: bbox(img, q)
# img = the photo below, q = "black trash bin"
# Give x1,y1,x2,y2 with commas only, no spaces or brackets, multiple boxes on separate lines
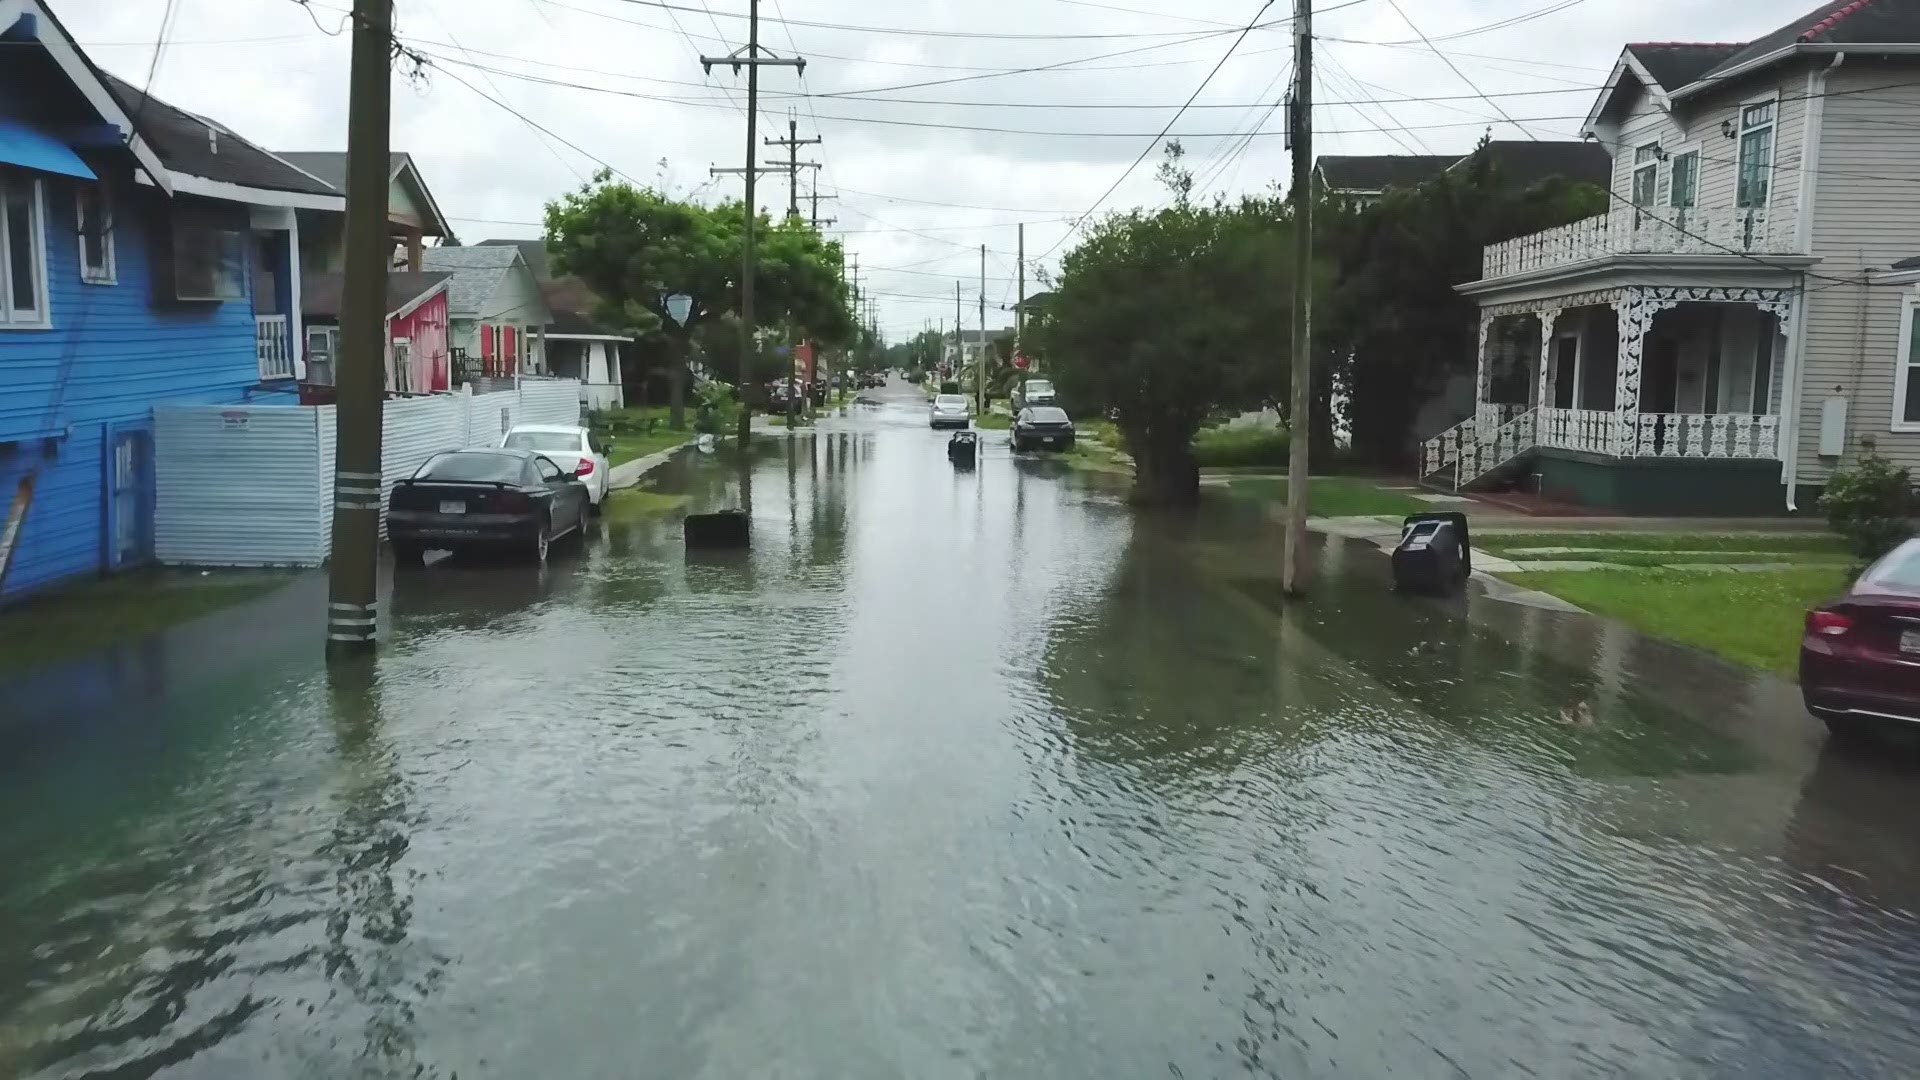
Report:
948,430,978,468
685,509,750,549
1392,512,1471,593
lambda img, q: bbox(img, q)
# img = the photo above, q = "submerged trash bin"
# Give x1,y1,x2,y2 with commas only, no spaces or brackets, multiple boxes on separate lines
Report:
1393,512,1471,593
948,430,978,468
684,509,750,549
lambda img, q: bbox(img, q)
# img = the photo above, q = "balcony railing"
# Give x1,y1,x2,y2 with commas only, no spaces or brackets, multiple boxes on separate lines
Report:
256,315,294,380
1482,204,1798,279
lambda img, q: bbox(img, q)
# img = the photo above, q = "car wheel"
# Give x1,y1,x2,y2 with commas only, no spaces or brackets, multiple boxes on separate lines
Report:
529,519,551,564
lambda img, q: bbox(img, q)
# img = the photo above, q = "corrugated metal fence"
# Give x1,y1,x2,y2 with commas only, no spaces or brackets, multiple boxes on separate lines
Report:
156,379,583,566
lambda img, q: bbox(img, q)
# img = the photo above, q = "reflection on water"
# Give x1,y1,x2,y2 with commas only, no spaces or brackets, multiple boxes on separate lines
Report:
2,411,1919,1077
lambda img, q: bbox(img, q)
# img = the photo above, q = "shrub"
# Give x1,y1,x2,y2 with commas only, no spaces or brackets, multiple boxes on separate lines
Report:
1192,426,1291,468
1821,439,1914,570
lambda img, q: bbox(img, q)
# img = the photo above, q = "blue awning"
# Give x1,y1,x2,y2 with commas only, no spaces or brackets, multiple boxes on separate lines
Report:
0,116,96,180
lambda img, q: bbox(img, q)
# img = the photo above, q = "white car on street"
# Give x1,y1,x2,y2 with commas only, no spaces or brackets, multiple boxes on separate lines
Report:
501,424,612,507
929,394,971,429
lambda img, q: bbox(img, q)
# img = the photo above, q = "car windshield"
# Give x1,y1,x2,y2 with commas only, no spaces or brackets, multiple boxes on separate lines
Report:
1025,381,1054,395
503,431,581,453
1860,540,1920,591
935,395,967,408
416,452,527,484
1025,407,1069,423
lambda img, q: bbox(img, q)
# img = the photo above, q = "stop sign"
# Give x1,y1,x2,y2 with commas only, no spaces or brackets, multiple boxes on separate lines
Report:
1013,352,1029,371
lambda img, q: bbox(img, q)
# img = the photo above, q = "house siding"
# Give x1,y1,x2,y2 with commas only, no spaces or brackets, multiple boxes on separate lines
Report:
1797,61,1920,485
1,171,262,602
1607,67,1808,228
477,267,549,373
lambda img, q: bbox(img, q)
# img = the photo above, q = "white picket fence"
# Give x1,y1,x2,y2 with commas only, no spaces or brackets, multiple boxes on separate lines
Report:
155,379,582,566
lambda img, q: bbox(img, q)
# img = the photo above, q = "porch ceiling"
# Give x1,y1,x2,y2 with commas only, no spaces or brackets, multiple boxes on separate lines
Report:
1456,253,1819,308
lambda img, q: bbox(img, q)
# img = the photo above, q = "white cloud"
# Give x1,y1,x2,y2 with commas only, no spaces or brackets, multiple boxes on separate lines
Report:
52,0,1821,335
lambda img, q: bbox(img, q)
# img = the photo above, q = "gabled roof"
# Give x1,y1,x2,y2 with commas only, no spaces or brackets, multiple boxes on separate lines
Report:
1687,0,1920,93
4,0,171,190
276,151,454,237
421,245,525,316
478,238,552,280
1622,43,1744,91
302,271,451,320
99,73,340,203
1314,154,1455,193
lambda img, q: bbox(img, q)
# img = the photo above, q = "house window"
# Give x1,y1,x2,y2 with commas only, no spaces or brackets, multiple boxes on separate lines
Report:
169,213,247,301
1,172,49,327
76,185,115,284
1736,100,1775,209
1631,144,1660,207
1669,151,1698,209
1898,297,1920,428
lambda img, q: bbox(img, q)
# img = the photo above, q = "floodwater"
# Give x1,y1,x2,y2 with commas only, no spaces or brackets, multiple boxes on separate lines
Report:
4,388,1920,1078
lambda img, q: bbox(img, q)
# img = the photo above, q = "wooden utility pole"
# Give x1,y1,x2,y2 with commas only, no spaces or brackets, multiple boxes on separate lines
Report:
702,2,805,449
953,281,962,390
1015,224,1025,367
1282,0,1313,594
765,118,821,220
977,244,987,415
326,0,392,656
809,178,836,228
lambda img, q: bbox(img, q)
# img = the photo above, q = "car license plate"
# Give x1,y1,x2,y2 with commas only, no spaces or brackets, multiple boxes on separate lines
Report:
1901,629,1920,655
439,500,466,515
1042,436,1057,444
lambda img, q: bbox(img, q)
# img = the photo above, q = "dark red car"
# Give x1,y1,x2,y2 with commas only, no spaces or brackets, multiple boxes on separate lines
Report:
1801,538,1920,738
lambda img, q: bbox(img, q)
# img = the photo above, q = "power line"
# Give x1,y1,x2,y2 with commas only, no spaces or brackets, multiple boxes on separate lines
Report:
1381,0,1541,140
579,0,1275,41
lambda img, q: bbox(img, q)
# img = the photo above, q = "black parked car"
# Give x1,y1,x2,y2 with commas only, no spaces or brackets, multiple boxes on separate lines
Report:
1011,406,1075,452
388,448,590,565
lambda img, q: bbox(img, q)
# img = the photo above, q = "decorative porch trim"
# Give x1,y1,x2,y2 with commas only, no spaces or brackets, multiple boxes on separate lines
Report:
1608,285,1795,457
1482,288,1622,318
1536,307,1561,412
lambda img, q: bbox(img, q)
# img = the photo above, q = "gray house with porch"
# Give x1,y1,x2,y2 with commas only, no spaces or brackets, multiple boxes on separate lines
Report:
1427,0,1920,514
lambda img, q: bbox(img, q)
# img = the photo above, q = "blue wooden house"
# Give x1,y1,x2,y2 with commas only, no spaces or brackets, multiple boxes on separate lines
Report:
0,0,344,601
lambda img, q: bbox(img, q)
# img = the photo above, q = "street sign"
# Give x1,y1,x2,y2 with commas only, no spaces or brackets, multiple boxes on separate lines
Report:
662,293,693,327
1013,352,1029,371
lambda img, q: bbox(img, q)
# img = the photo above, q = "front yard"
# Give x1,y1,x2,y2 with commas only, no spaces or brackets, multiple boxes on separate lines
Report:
590,407,699,467
1480,531,1850,676
1223,475,1438,517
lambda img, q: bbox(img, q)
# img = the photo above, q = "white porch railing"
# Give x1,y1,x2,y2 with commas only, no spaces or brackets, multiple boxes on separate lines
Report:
1536,408,1615,455
1482,205,1797,279
256,315,293,380
1429,407,1780,489
1633,411,1779,459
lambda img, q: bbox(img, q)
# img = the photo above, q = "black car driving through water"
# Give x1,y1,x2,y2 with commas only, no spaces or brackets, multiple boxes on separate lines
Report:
1011,406,1076,452
388,448,591,565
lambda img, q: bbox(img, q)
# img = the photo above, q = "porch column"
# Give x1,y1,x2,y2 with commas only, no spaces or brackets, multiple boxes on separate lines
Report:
1474,310,1496,435
287,213,305,381
1535,307,1561,411
1610,287,1680,456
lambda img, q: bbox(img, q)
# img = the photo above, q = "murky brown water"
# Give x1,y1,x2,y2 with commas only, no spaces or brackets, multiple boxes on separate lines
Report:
4,396,1919,1078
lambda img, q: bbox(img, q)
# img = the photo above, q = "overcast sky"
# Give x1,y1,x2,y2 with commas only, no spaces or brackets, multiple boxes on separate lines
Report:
56,0,1822,337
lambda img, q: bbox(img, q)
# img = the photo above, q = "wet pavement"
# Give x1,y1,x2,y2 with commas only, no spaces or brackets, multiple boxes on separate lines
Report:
4,388,1920,1078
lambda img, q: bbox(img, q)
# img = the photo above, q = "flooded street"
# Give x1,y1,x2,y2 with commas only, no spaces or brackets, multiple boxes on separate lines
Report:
4,391,1920,1078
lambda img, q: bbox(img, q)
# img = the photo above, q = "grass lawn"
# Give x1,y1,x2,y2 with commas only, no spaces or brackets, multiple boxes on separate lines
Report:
1225,476,1434,517
601,489,691,523
1506,550,1852,567
0,570,290,675
1502,567,1849,675
1478,531,1848,555
974,412,1012,430
1192,425,1289,468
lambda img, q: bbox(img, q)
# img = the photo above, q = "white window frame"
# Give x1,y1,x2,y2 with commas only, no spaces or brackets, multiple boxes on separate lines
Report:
1631,143,1660,208
1893,290,1920,433
1553,330,1584,410
75,183,116,285
1736,93,1778,211
0,172,52,329
1668,145,1701,210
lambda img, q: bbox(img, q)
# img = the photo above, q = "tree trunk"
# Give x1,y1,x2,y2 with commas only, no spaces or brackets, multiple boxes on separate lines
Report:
668,335,687,430
1126,426,1200,506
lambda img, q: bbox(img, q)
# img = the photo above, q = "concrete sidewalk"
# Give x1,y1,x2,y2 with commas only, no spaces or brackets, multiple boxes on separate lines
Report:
608,441,694,490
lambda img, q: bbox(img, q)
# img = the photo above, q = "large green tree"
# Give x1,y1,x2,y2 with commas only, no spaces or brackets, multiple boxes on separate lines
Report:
1318,145,1607,466
544,171,854,429
1036,146,1298,504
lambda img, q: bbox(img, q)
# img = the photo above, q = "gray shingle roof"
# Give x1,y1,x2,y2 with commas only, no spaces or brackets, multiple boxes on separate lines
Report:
1696,0,1920,85
99,73,339,197
302,271,451,319
422,246,522,315
1623,43,1745,91
273,151,408,192
1316,155,1456,192
478,238,552,280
